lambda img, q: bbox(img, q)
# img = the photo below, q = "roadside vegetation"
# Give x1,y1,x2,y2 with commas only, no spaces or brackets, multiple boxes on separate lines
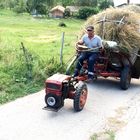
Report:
0,0,113,19
0,9,84,104
90,130,115,140
0,0,114,103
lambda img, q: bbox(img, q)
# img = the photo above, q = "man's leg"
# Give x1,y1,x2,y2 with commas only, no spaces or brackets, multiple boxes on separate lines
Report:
73,53,88,77
88,53,99,78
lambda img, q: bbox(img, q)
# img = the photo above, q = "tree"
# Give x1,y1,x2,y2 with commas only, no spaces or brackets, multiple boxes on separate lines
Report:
99,0,114,10
77,6,99,19
26,0,55,14
26,0,38,13
75,0,98,6
60,0,72,6
13,0,27,13
64,8,71,17
45,0,54,7
0,0,15,9
0,0,114,14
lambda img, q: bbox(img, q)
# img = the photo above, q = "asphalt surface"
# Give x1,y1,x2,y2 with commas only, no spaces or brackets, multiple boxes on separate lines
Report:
0,78,140,140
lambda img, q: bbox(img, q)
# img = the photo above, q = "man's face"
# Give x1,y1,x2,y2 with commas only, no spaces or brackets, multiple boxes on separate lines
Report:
87,29,94,37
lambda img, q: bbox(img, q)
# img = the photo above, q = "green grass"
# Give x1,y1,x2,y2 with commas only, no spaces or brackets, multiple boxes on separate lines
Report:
0,11,84,58
0,9,85,104
90,130,115,140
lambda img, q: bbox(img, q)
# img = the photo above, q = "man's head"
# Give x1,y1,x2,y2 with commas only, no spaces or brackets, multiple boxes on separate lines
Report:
86,25,94,37
86,25,94,31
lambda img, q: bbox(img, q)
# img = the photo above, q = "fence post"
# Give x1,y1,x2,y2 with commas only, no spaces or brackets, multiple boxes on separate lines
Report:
21,42,32,81
60,32,65,65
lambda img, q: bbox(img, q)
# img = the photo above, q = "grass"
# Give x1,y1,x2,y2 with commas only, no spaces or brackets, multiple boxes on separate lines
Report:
0,11,82,58
0,10,84,59
0,9,85,104
90,130,115,140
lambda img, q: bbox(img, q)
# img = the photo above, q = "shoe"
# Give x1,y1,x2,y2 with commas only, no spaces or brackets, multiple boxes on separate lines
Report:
85,78,93,82
87,73,97,82
88,74,94,79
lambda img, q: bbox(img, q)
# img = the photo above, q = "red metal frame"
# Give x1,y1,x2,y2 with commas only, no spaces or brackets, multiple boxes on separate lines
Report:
76,54,121,81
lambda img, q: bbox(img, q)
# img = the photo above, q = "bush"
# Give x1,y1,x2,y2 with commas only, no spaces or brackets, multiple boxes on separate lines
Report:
77,7,99,19
58,22,66,27
99,0,114,10
12,0,27,13
0,44,66,104
64,8,71,18
0,3,4,9
36,4,47,15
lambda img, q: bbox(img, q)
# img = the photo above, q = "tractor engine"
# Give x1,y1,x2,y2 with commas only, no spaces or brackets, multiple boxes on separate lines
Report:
45,73,71,111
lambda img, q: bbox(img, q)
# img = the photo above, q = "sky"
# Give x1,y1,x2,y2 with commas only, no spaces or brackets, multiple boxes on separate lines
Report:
113,0,140,7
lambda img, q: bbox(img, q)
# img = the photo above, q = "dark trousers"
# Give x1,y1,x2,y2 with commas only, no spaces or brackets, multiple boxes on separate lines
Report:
75,52,99,74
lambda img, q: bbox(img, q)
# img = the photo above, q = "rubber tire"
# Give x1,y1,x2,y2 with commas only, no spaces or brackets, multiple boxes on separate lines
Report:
74,81,88,112
45,94,62,108
120,67,131,90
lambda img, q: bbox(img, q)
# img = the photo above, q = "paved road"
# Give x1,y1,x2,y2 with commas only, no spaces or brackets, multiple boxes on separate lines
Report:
0,78,140,140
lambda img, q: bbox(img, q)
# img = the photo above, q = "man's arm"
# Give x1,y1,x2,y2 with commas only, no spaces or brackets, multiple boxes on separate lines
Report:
75,38,85,53
76,39,84,45
76,34,86,46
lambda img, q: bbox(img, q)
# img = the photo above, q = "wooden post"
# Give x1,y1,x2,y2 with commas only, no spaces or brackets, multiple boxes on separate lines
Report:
101,16,106,40
60,32,65,65
21,42,32,81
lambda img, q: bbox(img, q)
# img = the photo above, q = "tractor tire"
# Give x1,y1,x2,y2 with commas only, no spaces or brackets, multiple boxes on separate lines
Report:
120,66,131,90
74,81,88,112
45,94,62,108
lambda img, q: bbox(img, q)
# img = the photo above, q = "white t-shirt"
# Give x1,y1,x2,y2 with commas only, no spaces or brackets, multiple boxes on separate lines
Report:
82,34,102,49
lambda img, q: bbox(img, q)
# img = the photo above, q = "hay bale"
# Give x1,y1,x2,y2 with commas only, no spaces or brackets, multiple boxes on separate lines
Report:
80,8,140,55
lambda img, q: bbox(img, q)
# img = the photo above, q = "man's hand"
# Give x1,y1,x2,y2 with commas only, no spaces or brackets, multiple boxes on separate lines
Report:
75,40,84,53
99,46,105,53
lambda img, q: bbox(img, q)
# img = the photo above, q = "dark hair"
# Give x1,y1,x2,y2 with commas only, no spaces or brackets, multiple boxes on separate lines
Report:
86,25,94,31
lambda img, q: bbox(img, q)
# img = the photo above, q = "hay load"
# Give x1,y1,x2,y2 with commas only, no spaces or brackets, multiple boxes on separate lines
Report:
80,7,140,78
80,7,140,54
122,5,140,13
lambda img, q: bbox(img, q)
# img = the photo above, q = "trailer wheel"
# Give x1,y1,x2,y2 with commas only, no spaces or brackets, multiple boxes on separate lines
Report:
74,82,88,112
120,67,131,90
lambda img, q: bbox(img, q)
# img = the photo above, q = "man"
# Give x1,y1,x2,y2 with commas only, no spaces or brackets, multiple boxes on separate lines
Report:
73,25,103,80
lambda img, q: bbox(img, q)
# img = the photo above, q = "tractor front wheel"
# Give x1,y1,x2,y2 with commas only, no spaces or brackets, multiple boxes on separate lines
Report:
74,81,88,112
45,94,63,108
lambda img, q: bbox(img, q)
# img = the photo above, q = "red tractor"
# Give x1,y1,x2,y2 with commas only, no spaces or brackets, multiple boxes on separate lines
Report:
44,18,140,112
44,73,88,112
44,42,140,112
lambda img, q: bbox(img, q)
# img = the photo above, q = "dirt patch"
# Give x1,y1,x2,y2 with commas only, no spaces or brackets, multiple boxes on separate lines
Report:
90,106,129,140
106,107,129,131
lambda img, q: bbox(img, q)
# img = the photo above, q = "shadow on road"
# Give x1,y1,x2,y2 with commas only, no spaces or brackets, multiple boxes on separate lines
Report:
87,77,140,91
